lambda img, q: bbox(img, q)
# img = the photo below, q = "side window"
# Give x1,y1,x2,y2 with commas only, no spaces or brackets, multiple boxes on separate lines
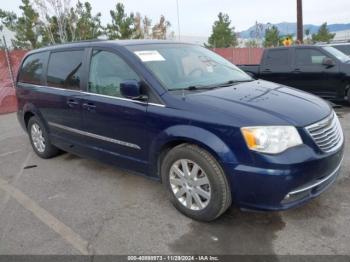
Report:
18,52,46,85
47,50,83,90
295,49,326,66
88,50,140,97
265,49,289,67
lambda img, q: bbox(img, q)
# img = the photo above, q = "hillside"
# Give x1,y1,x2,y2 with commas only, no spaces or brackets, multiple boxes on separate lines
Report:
239,22,350,38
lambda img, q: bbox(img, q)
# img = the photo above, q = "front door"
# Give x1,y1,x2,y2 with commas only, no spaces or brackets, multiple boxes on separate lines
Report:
81,49,149,172
292,47,340,99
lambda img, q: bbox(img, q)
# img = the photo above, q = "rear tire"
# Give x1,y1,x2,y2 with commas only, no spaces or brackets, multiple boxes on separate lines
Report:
28,116,60,159
161,144,232,221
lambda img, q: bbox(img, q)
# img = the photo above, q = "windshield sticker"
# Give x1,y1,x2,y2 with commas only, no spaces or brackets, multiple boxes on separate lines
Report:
134,51,166,62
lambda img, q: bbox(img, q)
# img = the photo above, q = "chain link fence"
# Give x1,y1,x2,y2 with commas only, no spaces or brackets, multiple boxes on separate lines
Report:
0,49,27,114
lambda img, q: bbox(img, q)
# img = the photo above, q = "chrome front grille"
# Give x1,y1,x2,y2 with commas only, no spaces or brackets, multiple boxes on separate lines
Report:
305,112,344,153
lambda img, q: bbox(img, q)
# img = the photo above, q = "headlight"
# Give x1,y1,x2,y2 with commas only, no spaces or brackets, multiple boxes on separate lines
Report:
241,126,303,154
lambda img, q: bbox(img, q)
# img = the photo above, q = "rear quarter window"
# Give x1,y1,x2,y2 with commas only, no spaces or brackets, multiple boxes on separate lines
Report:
47,50,84,90
18,52,47,85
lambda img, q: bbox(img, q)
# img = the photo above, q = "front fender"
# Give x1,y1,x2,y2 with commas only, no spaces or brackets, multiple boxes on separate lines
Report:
149,125,238,177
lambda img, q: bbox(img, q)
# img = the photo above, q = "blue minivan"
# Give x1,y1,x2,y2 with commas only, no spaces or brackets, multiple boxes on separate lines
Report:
16,40,344,221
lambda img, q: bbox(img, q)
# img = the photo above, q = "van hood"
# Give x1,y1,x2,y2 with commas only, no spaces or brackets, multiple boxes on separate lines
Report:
184,80,332,127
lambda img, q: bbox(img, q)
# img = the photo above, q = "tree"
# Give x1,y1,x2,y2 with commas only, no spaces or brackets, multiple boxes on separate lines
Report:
152,15,171,40
0,9,17,31
34,0,71,44
245,39,259,48
74,1,103,40
133,12,143,39
142,16,152,39
264,25,280,47
0,9,16,48
34,0,103,45
304,28,312,44
106,3,135,39
1,0,42,49
208,13,237,48
312,23,335,43
34,0,71,43
40,15,60,44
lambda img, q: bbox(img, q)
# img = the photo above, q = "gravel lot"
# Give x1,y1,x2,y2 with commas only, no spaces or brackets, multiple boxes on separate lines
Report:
0,106,349,255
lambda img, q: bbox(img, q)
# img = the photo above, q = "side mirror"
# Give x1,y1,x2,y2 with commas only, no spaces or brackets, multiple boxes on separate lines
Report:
120,80,145,100
322,57,335,67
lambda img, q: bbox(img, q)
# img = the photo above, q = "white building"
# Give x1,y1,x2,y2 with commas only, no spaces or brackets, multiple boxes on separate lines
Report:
332,30,350,42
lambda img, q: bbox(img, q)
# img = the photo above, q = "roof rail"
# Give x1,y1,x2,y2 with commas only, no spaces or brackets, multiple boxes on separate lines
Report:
44,39,108,48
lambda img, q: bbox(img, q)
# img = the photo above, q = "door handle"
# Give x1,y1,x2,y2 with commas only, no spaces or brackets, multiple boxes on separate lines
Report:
67,99,79,107
82,102,96,111
262,69,271,73
293,69,301,73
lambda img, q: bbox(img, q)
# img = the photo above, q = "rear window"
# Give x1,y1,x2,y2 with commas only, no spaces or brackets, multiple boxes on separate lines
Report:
18,52,47,85
47,50,84,90
265,49,289,67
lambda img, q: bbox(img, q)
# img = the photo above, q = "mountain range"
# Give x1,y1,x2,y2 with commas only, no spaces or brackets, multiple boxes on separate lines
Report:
239,22,350,39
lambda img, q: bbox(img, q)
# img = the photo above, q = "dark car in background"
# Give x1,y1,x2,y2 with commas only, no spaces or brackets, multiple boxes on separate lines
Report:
16,40,344,221
238,45,350,103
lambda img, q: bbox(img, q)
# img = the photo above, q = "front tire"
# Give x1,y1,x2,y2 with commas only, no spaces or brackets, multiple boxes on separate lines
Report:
28,116,60,159
161,144,232,221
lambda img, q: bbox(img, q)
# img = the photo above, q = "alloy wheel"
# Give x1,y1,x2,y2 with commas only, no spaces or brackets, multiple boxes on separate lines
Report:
31,123,46,153
169,159,211,211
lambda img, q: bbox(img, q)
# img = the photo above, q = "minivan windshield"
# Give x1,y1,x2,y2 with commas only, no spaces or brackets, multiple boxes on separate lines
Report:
127,44,252,91
323,46,350,63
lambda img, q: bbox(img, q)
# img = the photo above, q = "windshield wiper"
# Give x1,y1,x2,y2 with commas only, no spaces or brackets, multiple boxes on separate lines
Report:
216,79,254,87
168,85,216,91
168,79,255,92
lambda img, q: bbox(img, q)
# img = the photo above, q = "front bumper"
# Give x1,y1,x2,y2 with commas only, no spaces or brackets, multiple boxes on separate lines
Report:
281,160,341,205
226,144,344,211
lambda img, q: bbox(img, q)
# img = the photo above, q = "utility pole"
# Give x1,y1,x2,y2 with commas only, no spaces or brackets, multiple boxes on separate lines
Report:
297,0,303,43
176,0,181,40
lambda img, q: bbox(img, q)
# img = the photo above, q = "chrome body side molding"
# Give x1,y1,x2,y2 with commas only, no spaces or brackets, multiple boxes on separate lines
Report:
48,122,141,150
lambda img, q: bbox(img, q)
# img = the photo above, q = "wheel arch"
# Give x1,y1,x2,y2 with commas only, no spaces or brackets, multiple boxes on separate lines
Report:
149,125,237,181
22,103,48,132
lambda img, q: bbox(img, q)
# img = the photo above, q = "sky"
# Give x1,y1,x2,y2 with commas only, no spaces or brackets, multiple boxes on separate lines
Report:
1,0,349,37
